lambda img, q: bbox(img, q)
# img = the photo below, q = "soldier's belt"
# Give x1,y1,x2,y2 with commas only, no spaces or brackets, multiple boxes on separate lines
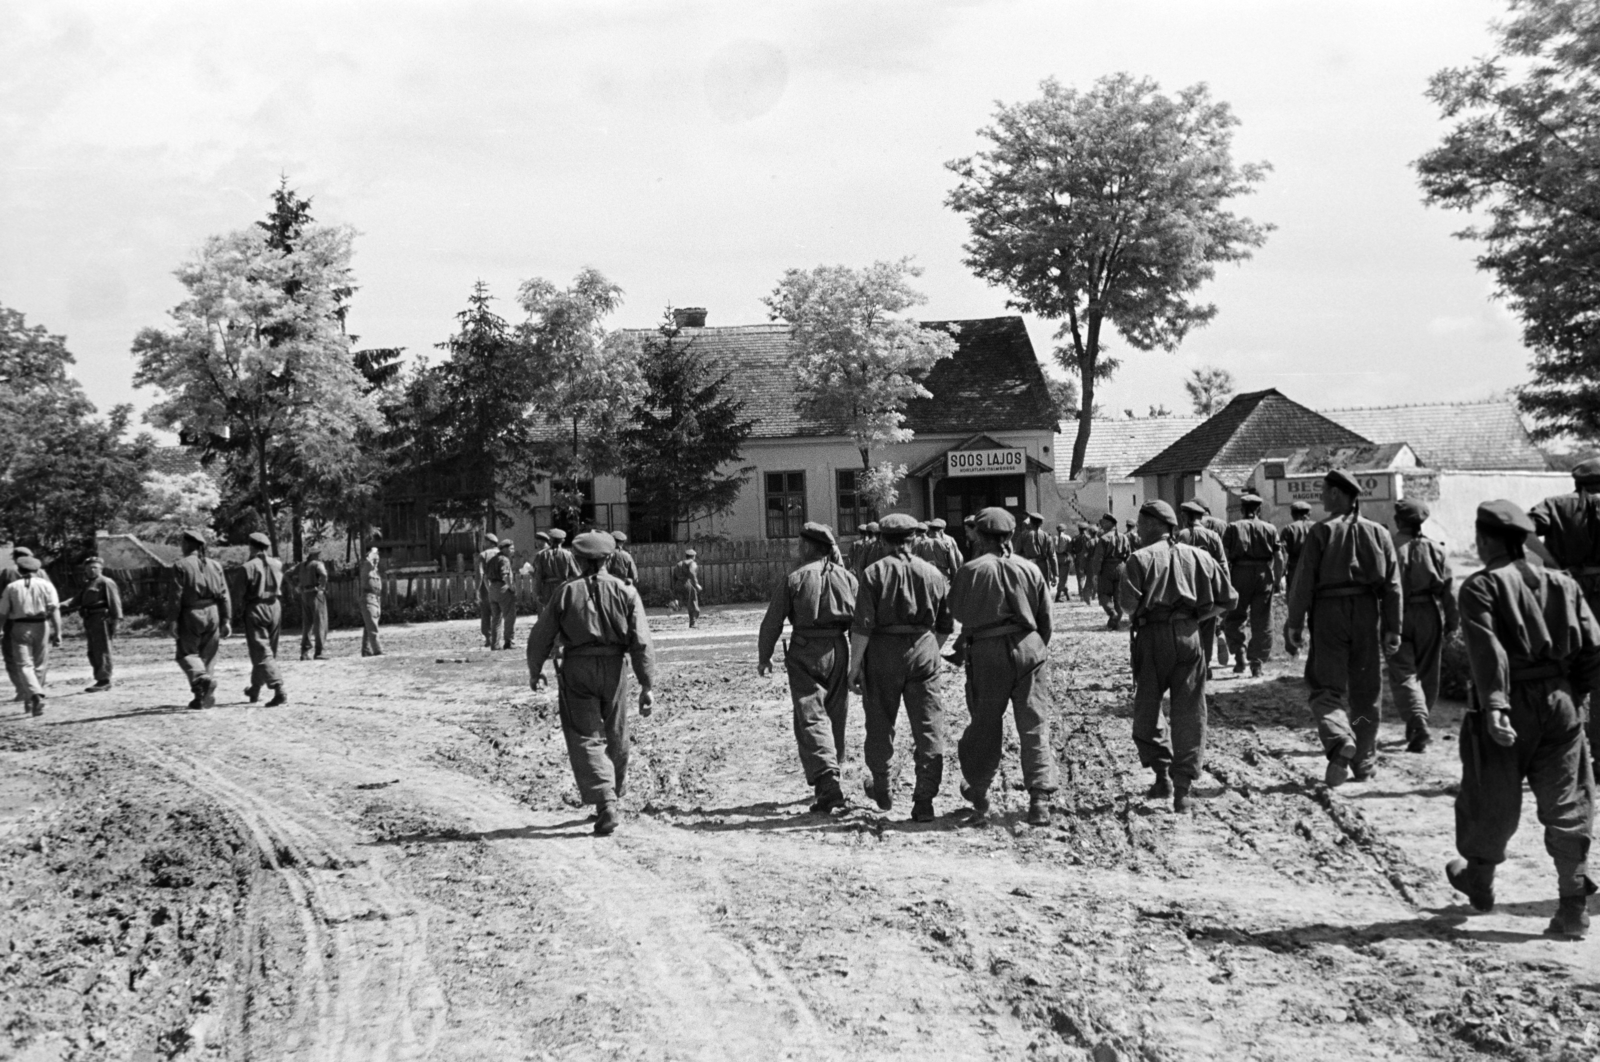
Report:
1510,660,1565,684
11,615,46,623
564,645,627,658
967,623,1028,641
1134,608,1197,627
1315,585,1375,599
792,626,849,639
873,624,932,635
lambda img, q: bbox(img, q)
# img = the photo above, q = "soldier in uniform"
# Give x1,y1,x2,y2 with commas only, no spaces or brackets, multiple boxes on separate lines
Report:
359,531,383,657
1090,513,1133,629
1284,470,1402,786
948,507,1057,825
758,522,857,813
1071,523,1097,602
526,530,656,837
171,529,232,709
476,533,500,648
1277,500,1315,657
486,538,518,650
1053,523,1075,602
241,532,287,706
61,556,121,692
1222,492,1281,677
914,517,964,581
1,556,60,715
1120,501,1236,811
607,531,639,584
849,522,879,572
0,546,47,698
962,514,978,560
848,512,953,822
298,545,329,660
534,528,580,611
1194,501,1233,669
1529,456,1600,762
1177,501,1229,675
674,548,702,627
1446,500,1598,939
1014,512,1058,589
1388,499,1458,753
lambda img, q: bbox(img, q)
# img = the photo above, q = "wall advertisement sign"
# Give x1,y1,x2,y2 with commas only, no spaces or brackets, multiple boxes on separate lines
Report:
946,448,1026,478
1274,472,1394,504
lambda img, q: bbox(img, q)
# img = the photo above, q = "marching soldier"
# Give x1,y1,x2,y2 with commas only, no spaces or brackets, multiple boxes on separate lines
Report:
1284,470,1402,787
962,514,978,560
2,556,60,715
526,531,656,837
1071,522,1097,602
241,532,287,706
486,539,518,650
1177,501,1229,675
477,532,500,648
534,528,580,610
1053,523,1075,603
1529,456,1600,762
948,507,1057,826
607,531,639,584
1388,499,1457,753
848,512,953,822
674,547,702,627
1222,491,1280,677
1014,512,1057,588
1119,501,1236,811
1195,501,1233,668
1277,500,1315,657
359,531,383,657
298,544,329,660
757,522,857,813
61,556,121,692
913,517,964,581
1446,500,1597,939
171,529,232,710
1089,513,1133,629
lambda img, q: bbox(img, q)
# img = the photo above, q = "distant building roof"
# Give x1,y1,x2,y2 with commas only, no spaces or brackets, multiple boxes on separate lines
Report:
1319,400,1550,472
1281,442,1418,475
149,445,207,477
1132,389,1372,484
1058,415,1207,483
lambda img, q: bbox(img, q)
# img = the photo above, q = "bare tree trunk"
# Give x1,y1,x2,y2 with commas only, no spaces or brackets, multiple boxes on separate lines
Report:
292,503,303,564
1069,310,1104,480
256,435,279,554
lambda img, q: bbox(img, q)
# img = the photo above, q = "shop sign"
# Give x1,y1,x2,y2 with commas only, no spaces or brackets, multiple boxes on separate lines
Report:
1274,472,1393,504
946,448,1025,478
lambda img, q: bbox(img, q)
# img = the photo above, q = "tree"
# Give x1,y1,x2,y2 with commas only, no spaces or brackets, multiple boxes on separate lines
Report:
129,469,221,544
1185,365,1236,415
762,259,958,512
1047,376,1081,422
946,74,1272,477
132,183,379,552
1416,0,1600,440
623,309,757,540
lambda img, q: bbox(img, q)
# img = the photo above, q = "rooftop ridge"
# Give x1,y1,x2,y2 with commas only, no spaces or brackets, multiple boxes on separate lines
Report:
1318,399,1514,411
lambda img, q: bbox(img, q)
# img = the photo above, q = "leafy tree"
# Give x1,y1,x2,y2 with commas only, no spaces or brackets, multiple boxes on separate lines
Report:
946,74,1272,477
623,310,756,540
762,259,958,512
1047,377,1080,422
129,468,221,544
1416,0,1600,439
1185,365,1236,415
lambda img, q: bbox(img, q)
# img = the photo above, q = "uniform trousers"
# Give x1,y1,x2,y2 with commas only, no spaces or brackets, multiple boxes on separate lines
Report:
1224,562,1275,665
681,581,701,625
299,591,327,657
1075,562,1091,601
176,604,221,691
360,592,382,656
1199,617,1219,671
1131,616,1208,787
1054,558,1072,601
8,621,48,698
558,650,633,805
489,584,517,647
786,631,850,784
1388,598,1444,725
1456,678,1595,897
1306,593,1383,772
478,583,493,644
3,621,23,698
862,631,945,798
245,601,283,692
1097,564,1126,621
957,632,1057,794
83,610,114,685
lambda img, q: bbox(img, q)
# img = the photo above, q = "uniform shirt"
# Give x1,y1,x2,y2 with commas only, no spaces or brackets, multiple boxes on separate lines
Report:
486,552,515,586
1201,515,1229,539
172,553,231,620
606,549,639,584
912,533,964,580
298,559,328,594
1070,530,1096,561
948,551,1052,642
66,575,122,618
525,570,656,685
757,558,858,664
0,576,60,620
673,558,700,588
243,554,284,605
1014,526,1059,581
1224,517,1280,564
536,546,581,586
476,547,499,586
1175,525,1229,577
1284,514,1402,636
1397,534,1459,628
1118,539,1236,621
851,548,954,637
1090,529,1134,578
1458,559,1600,712
1279,519,1313,581
360,549,381,594
1529,490,1600,571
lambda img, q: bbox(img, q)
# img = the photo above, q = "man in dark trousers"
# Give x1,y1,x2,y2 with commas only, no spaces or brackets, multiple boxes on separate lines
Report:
359,532,383,657
1195,501,1233,668
1447,500,1598,939
171,529,232,710
1071,522,1097,603
758,522,858,813
1053,523,1075,603
486,538,518,650
298,545,328,660
914,517,964,582
1177,501,1229,676
242,532,287,706
1014,511,1058,588
1277,500,1315,657
607,531,639,584
1529,456,1600,762
526,530,656,837
1388,499,1458,753
948,507,1057,826
1120,501,1236,811
848,512,953,822
849,522,879,572
1090,514,1133,629
534,528,580,611
1284,470,1402,786
61,556,121,692
476,532,500,648
674,547,702,627
1223,491,1281,677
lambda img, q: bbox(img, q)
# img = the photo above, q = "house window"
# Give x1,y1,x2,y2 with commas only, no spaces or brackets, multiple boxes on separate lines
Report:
835,469,869,536
765,471,807,538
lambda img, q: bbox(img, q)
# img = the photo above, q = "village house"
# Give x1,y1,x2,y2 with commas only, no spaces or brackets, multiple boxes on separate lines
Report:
1054,414,1205,527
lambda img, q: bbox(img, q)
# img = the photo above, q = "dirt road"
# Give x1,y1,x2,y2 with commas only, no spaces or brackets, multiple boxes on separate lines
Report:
3,598,1597,1061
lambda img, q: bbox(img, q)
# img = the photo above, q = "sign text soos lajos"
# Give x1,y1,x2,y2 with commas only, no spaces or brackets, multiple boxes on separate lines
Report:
947,448,1025,478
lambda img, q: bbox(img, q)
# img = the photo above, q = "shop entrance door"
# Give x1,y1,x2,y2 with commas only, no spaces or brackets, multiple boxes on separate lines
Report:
933,474,1026,528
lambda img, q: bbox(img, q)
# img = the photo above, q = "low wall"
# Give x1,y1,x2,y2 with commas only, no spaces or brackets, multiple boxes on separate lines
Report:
1429,470,1570,558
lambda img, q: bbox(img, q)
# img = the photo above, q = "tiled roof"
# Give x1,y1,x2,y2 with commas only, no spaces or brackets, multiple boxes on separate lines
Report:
1058,415,1207,483
1320,401,1550,471
149,446,206,477
1131,389,1372,478
622,316,1057,440
1282,442,1414,475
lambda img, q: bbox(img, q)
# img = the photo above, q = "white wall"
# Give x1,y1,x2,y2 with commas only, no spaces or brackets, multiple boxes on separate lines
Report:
1430,471,1571,558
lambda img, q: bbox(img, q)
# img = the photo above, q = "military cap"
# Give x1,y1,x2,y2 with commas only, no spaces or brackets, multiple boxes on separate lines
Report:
571,530,616,560
1290,500,1312,516
84,555,103,566
1140,499,1178,527
245,531,269,549
915,521,929,534
877,513,920,538
799,522,837,549
685,548,697,557
484,532,499,545
1238,492,1263,506
1393,499,1430,526
612,531,628,545
974,507,1015,535
1324,469,1363,498
12,547,32,558
181,528,207,546
1098,513,1117,527
862,521,880,535
497,538,513,551
17,556,40,573
1179,501,1206,517
1027,511,1044,524
962,514,976,526
1476,499,1536,537
546,528,567,543
1195,499,1213,513
929,518,947,530
535,531,551,542
1572,456,1600,483
1056,523,1066,531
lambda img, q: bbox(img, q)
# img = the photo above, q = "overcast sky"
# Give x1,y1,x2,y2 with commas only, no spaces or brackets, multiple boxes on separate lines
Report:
1,0,1518,430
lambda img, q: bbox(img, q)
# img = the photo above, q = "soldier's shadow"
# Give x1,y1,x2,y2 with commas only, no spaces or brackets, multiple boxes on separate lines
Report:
47,705,195,726
363,819,598,846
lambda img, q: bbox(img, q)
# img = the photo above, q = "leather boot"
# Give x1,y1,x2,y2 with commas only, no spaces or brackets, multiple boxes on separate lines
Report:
594,802,620,837
1547,894,1591,938
1446,857,1496,912
1173,787,1194,813
244,685,260,703
1027,791,1051,827
266,686,288,707
960,783,990,818
810,773,846,814
1324,742,1356,787
863,776,892,811
1405,718,1431,753
911,797,935,823
1147,768,1172,799
1249,661,1262,678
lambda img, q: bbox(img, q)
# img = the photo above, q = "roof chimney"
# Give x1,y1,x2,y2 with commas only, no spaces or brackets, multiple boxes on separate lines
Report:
672,307,708,329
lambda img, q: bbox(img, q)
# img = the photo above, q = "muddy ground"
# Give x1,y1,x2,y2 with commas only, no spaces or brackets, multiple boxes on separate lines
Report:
2,597,1597,1061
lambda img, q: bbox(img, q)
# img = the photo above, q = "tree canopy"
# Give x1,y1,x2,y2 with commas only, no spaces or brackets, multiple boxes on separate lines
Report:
946,74,1271,477
1185,365,1236,415
1416,0,1600,440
